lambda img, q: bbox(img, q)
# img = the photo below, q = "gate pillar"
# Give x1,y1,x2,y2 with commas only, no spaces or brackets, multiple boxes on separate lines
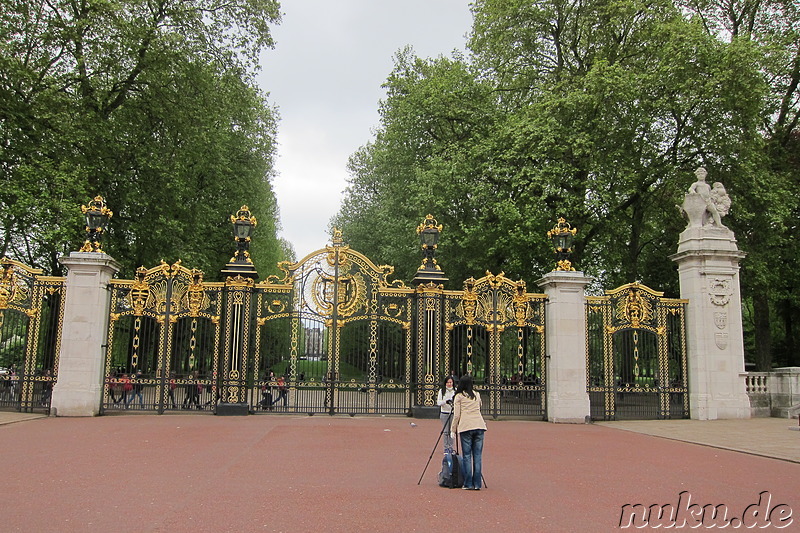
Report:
412,282,444,417
537,271,592,423
52,252,121,416
218,276,255,416
671,209,749,419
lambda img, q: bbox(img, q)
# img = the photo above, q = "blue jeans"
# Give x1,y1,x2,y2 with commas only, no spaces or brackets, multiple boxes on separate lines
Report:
126,390,143,408
460,429,485,489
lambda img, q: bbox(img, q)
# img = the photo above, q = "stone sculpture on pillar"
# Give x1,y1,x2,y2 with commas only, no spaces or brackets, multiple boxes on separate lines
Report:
681,167,731,229
671,167,750,419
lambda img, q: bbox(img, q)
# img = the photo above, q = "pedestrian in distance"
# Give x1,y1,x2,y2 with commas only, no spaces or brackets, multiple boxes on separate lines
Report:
272,375,288,407
126,369,145,408
450,374,487,491
167,372,178,409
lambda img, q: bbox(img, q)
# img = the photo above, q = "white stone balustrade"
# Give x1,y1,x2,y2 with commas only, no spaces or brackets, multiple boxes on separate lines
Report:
744,373,769,394
743,368,800,418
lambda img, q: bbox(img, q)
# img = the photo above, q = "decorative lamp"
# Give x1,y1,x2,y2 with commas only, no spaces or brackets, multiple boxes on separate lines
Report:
546,217,578,271
220,205,259,280
413,214,448,285
79,196,113,252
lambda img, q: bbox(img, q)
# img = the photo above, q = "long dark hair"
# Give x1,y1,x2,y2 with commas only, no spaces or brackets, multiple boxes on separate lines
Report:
440,375,455,395
456,374,475,400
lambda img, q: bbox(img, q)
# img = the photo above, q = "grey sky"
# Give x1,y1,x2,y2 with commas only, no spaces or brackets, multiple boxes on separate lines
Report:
258,1,473,259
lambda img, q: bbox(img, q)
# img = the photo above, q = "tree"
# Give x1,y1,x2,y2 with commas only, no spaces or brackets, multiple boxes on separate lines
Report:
336,0,765,298
0,0,287,279
679,0,800,368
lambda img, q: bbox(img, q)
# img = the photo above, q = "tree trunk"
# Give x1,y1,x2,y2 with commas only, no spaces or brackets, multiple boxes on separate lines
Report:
753,291,772,371
782,298,798,367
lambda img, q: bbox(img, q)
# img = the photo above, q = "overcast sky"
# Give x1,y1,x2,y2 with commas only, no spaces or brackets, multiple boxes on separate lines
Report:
257,1,473,259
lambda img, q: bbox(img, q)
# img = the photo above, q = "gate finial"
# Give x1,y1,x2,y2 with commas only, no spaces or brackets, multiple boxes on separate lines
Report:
547,217,577,271
413,215,448,286
221,206,259,280
79,195,113,253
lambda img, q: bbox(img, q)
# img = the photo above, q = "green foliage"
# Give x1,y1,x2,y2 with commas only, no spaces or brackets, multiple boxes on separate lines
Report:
336,0,797,368
337,1,766,293
0,0,288,279
678,0,800,368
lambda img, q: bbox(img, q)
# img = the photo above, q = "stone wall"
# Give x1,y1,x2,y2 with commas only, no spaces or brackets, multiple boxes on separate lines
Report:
744,367,800,418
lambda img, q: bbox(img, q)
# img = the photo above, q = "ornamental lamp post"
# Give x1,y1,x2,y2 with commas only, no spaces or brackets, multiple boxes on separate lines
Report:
412,214,448,285
547,217,577,271
220,205,259,280
233,211,256,241
79,195,113,252
219,206,259,416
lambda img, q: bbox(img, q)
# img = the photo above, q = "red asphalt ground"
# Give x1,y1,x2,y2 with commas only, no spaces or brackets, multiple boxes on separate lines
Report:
2,414,798,532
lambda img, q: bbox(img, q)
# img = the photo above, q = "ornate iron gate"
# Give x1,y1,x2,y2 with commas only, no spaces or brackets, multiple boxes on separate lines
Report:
443,272,547,419
586,282,688,420
0,258,64,413
252,232,414,415
103,261,224,412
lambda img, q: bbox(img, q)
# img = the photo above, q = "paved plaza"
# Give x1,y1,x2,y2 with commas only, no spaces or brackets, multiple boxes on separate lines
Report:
2,413,798,532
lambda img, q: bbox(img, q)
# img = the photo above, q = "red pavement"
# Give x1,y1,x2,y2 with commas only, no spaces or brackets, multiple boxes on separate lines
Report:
2,415,798,532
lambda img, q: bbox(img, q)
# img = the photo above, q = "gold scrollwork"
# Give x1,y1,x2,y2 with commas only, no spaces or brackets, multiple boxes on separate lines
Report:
267,299,286,314
556,259,575,271
226,274,255,287
128,266,151,316
0,264,18,310
616,287,652,328
311,271,366,318
513,281,529,327
383,302,403,318
462,277,478,325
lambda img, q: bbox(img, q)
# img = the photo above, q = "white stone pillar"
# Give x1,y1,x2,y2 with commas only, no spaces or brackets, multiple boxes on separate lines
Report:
537,271,592,423
670,226,750,419
51,252,120,416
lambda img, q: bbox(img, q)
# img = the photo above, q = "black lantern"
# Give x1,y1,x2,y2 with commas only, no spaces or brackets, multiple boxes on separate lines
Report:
221,205,259,280
413,214,448,285
233,213,256,240
79,196,113,252
419,222,440,248
230,205,257,263
546,217,578,271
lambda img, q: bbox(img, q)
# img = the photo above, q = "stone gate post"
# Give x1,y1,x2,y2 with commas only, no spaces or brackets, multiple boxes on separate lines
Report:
537,271,592,423
51,252,120,416
670,168,750,419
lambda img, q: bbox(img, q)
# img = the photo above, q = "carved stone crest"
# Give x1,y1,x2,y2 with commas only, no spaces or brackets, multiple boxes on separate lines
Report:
715,332,729,350
713,312,727,330
708,278,731,306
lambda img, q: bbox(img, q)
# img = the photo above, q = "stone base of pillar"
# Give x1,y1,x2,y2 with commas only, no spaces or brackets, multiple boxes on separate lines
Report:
411,406,440,419
216,402,250,416
546,394,591,424
51,383,103,417
690,393,751,420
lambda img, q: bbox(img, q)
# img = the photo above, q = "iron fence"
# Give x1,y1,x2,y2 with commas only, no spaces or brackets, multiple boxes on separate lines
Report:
0,258,64,413
586,282,689,420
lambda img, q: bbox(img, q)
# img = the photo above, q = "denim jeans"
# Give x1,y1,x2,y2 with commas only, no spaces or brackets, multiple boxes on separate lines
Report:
126,390,143,408
460,429,485,489
440,412,453,452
